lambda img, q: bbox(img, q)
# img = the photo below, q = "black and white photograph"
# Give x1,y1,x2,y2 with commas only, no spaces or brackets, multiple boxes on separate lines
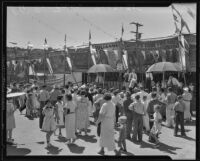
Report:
5,3,197,159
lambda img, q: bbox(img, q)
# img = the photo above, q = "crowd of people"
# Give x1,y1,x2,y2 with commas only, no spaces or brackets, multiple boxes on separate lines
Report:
6,72,195,155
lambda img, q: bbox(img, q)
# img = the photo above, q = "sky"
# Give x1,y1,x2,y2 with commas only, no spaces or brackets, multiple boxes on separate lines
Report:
7,4,196,49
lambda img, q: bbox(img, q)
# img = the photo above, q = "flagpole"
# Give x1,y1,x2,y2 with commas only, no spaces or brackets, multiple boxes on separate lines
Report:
64,34,66,87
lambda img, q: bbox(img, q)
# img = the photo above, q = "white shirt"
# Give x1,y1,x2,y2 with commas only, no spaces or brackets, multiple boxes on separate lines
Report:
168,77,181,87
146,73,153,80
128,72,137,82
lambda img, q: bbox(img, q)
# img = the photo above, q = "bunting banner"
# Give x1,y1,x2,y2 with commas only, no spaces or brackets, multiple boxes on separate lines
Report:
141,50,146,60
90,45,97,65
122,49,128,68
179,46,186,71
66,57,72,70
46,58,53,74
29,65,35,75
103,49,118,69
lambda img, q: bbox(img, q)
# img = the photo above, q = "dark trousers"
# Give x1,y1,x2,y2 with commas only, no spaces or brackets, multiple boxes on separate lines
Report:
97,122,101,137
146,78,151,93
39,101,46,129
149,114,154,130
132,112,143,141
115,105,119,124
126,113,133,138
174,111,185,135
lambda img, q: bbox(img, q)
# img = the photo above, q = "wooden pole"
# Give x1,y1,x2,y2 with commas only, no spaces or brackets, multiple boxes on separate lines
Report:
103,72,105,88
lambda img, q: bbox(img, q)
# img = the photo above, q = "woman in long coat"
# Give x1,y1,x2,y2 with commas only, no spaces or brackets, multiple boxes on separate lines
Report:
75,90,90,135
96,93,118,155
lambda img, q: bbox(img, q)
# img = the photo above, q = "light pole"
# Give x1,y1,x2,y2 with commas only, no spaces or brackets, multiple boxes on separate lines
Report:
130,21,143,83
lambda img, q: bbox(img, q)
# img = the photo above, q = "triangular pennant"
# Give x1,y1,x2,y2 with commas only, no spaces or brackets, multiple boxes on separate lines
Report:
187,8,195,19
181,18,190,33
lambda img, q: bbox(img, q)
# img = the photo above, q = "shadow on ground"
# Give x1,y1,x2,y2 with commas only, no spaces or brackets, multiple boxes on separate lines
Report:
7,144,31,156
67,143,85,154
45,145,63,155
140,141,182,155
54,136,68,143
77,134,97,143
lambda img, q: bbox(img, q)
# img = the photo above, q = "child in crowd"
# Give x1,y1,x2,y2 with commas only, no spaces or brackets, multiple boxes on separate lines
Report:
7,97,16,143
149,105,162,148
42,100,57,147
118,116,127,153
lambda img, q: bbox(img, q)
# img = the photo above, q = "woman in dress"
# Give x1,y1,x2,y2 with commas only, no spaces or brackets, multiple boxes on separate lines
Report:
7,97,16,143
182,87,192,122
55,95,64,136
75,90,90,135
42,100,57,147
64,94,77,144
96,93,118,155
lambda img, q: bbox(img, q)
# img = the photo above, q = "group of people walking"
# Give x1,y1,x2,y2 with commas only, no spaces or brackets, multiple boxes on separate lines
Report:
6,72,194,155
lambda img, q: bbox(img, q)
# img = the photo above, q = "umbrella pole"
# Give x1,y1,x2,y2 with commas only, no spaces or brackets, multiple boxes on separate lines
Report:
163,72,165,87
183,72,186,86
103,72,105,88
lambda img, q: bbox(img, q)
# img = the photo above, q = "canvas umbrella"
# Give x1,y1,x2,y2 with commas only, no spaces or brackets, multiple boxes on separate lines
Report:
87,64,116,73
146,62,183,85
146,62,182,73
87,64,116,88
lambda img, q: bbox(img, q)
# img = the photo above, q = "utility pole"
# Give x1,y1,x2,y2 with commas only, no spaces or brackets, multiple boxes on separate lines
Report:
130,21,143,83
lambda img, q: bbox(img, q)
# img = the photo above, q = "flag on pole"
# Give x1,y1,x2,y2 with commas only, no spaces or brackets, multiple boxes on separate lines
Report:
44,38,47,45
89,30,97,65
187,8,195,19
181,18,190,33
46,58,53,75
121,24,124,38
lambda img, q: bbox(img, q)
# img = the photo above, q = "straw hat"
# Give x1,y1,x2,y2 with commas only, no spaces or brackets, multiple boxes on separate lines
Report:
118,116,127,124
183,87,189,92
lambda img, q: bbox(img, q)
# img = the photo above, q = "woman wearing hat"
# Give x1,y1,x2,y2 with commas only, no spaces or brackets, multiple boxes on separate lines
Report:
182,87,192,122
